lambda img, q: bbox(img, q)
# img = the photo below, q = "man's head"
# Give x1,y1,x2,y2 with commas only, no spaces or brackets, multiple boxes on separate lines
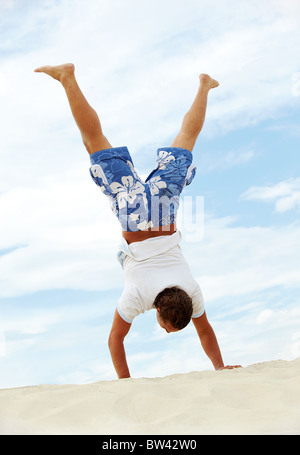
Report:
153,287,193,333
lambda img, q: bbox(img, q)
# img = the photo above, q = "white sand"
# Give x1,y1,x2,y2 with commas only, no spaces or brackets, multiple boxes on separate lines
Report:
0,358,299,435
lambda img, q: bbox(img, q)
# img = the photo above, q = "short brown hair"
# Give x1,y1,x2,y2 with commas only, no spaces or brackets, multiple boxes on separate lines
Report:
153,287,193,330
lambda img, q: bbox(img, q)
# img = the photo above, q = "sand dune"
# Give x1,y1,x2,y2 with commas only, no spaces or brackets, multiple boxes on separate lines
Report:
0,358,299,435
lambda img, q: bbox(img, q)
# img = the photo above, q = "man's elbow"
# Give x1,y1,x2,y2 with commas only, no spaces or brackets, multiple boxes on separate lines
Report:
108,333,115,350
108,331,124,350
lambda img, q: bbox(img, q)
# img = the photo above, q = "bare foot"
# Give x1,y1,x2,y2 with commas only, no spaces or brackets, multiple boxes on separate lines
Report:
199,73,219,90
34,63,75,83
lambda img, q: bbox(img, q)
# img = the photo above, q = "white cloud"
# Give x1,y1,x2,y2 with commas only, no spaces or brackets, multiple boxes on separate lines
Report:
256,309,274,325
198,147,256,173
0,167,123,297
0,0,17,11
240,178,300,213
182,216,300,303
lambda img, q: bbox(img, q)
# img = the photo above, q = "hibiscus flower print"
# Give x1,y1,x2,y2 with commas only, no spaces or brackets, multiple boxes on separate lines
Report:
148,176,167,196
110,176,146,209
90,164,109,186
137,220,154,230
156,150,175,169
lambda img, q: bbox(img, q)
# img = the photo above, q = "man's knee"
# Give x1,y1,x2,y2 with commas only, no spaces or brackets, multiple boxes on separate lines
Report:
171,132,197,152
83,134,112,155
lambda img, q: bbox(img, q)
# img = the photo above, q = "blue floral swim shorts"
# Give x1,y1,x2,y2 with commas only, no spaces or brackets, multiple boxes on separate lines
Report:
89,146,196,232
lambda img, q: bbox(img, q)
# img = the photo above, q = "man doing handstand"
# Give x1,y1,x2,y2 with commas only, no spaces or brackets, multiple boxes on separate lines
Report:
35,63,241,378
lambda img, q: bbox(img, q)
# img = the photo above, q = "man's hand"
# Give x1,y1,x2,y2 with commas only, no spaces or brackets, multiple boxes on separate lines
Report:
216,365,242,370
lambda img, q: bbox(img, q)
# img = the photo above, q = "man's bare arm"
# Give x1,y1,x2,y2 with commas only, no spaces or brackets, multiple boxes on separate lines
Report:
192,312,241,370
108,309,132,379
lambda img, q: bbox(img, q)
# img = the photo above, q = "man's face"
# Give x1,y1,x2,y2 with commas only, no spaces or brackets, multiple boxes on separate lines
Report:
156,310,179,333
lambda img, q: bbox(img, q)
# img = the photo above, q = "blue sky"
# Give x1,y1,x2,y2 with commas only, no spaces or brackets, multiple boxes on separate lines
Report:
0,0,300,388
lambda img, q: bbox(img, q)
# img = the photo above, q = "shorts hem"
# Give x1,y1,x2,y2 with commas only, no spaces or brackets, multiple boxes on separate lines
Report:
90,146,131,165
156,147,193,164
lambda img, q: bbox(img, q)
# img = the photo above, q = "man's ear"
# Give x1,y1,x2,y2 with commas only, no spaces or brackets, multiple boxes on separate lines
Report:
156,307,160,313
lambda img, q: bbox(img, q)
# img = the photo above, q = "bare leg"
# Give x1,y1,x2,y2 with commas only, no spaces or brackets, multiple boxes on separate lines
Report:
171,74,219,152
34,63,112,154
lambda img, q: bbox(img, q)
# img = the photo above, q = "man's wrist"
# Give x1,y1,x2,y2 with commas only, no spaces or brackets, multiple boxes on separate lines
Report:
118,372,131,379
213,361,225,370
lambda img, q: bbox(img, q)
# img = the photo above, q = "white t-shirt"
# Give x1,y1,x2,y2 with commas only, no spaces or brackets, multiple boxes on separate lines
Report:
117,231,205,323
